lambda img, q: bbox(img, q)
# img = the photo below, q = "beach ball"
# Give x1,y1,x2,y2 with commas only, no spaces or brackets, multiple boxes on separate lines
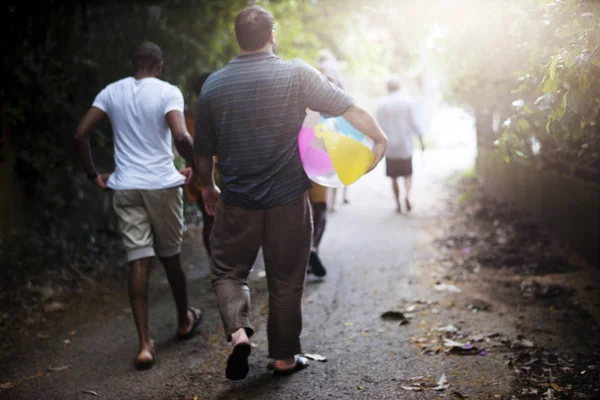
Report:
298,111,375,188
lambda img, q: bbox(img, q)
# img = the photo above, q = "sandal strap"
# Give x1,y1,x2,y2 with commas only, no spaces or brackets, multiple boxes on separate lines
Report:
188,307,199,321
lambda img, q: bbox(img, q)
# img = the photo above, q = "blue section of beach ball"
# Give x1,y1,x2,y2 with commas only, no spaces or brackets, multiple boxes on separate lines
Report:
319,116,365,142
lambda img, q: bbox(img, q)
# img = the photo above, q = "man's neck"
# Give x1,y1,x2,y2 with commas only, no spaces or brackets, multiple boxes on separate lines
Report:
133,71,158,80
239,44,273,56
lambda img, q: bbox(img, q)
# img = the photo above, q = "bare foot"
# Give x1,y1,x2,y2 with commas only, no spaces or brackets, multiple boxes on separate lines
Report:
396,202,402,213
231,327,250,347
135,341,155,369
273,356,296,370
405,198,412,212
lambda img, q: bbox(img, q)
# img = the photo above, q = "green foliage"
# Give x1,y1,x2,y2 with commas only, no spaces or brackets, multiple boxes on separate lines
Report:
3,0,356,241
434,0,599,177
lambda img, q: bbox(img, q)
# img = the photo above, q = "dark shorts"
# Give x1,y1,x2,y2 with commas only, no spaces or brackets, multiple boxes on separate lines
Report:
386,158,413,178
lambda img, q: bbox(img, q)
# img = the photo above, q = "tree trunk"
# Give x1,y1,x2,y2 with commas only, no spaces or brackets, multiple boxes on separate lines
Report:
475,107,494,150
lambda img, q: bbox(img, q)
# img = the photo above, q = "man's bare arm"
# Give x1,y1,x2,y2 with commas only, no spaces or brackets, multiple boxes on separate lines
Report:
408,109,425,151
166,110,197,175
74,107,106,176
74,107,109,189
341,105,388,171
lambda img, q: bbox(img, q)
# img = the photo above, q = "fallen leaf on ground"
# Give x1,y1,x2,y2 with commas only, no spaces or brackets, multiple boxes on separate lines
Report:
443,338,466,348
437,374,448,386
381,311,407,321
470,332,500,342
82,390,100,396
451,392,466,399
405,375,437,388
303,353,327,362
436,324,460,333
44,301,66,313
467,299,492,312
511,338,535,348
63,339,71,345
434,283,462,293
544,388,555,400
48,365,71,372
550,383,562,392
444,339,481,355
0,382,14,390
400,385,422,391
435,373,448,390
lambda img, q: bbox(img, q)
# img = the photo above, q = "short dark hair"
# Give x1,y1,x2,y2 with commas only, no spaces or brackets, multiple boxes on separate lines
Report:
188,72,212,96
132,41,163,72
387,78,400,93
234,6,274,52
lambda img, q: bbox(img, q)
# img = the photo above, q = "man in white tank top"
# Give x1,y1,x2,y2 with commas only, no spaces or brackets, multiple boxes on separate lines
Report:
74,42,203,369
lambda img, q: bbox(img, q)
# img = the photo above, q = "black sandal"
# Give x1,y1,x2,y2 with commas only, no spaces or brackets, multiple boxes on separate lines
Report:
273,355,309,376
226,342,252,380
177,307,203,341
134,350,156,371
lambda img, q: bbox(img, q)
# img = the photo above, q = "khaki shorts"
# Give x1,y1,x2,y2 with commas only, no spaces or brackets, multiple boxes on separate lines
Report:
113,187,183,262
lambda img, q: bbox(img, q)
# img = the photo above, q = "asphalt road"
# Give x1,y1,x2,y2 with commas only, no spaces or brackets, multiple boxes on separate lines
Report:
2,147,524,400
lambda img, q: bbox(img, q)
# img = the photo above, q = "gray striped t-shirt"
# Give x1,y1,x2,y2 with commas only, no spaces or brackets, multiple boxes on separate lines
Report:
194,52,354,209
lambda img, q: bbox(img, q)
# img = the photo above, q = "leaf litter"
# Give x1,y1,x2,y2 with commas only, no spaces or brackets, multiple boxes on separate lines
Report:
303,353,327,362
380,310,410,325
400,373,450,392
48,365,71,372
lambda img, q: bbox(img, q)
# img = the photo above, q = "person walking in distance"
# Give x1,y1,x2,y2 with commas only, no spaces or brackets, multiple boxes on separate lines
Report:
194,5,387,380
376,78,425,213
74,42,203,370
307,183,328,277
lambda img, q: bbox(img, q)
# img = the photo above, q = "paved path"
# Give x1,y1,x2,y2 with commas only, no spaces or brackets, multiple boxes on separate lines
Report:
3,145,523,400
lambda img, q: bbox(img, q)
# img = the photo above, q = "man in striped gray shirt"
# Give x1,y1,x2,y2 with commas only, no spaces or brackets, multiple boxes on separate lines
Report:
194,5,387,380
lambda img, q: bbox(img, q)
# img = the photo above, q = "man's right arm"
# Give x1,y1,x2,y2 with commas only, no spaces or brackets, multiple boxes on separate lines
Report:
193,91,220,216
166,110,196,174
299,63,387,171
407,106,425,152
341,105,388,171
74,107,110,190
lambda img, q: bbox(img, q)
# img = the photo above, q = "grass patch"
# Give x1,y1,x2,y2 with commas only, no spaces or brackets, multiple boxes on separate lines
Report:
448,166,477,186
459,167,477,180
448,167,478,207
457,190,474,206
